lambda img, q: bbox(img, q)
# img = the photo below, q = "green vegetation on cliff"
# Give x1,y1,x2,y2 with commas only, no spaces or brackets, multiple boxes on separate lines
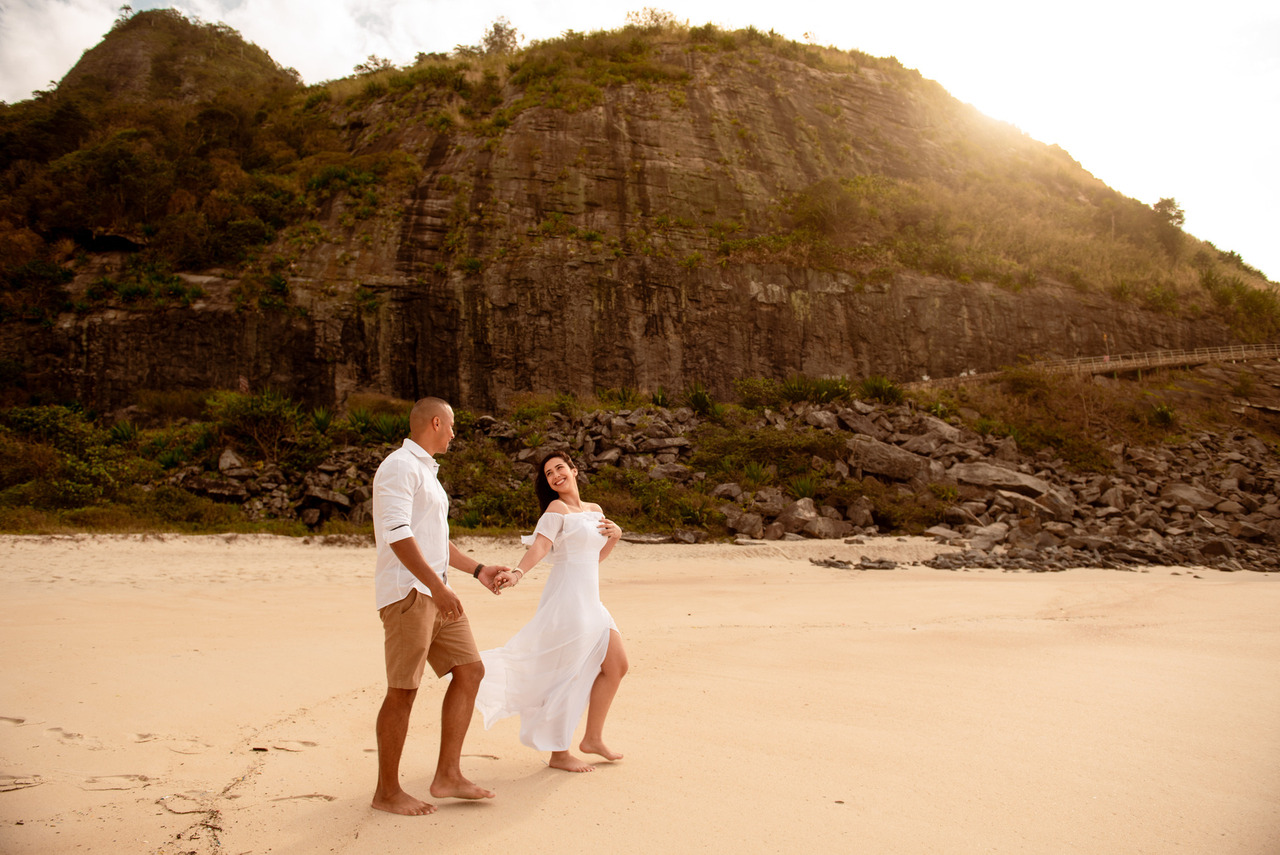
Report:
2,363,1275,536
3,10,1273,315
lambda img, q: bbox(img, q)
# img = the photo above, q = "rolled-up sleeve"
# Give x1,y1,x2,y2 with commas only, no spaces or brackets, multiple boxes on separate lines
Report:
375,456,417,545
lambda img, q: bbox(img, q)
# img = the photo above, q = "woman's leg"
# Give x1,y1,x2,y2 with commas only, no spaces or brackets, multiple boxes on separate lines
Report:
580,630,628,760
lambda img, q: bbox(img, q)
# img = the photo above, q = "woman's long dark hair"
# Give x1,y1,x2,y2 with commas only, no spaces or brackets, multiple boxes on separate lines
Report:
534,450,575,513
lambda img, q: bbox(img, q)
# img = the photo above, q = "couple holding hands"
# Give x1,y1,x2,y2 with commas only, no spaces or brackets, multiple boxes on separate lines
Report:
371,397,628,816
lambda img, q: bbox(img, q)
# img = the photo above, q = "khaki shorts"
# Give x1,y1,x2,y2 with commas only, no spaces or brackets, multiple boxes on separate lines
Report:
380,588,481,689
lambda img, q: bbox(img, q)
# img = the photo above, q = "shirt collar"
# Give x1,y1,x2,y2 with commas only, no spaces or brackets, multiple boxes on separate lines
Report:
402,438,439,472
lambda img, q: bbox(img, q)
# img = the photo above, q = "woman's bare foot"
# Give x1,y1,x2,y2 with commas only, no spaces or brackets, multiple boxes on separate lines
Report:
549,750,595,772
429,774,496,800
579,739,622,761
372,788,436,816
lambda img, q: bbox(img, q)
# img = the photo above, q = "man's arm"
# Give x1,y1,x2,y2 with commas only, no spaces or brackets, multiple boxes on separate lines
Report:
390,537,464,616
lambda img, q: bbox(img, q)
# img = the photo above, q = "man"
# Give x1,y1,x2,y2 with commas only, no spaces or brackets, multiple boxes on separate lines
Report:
371,396,508,816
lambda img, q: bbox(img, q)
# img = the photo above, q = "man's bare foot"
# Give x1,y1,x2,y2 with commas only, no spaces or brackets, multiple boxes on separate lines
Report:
549,750,595,772
372,789,436,816
579,739,622,761
429,774,496,800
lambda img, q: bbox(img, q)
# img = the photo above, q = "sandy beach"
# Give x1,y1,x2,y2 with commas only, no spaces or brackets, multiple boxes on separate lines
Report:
1,533,1278,854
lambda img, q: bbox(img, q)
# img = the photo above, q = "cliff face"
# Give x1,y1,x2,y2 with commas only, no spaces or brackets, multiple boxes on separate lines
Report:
25,264,1228,412
1,33,1241,411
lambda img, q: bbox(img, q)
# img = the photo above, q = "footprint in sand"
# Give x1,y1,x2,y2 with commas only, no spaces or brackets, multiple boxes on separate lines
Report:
81,774,153,791
167,739,212,755
129,733,210,754
0,774,43,793
270,793,337,802
1,716,27,726
270,740,319,752
46,727,104,750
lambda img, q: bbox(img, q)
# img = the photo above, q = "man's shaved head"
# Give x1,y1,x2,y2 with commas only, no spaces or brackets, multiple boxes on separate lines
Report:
409,397,455,455
409,397,451,434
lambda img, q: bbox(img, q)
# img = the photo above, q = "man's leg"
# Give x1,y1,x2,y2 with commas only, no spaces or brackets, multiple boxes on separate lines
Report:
373,687,435,815
429,660,495,799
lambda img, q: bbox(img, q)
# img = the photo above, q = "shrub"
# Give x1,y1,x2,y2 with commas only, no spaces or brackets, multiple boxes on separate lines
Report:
370,412,410,444
311,406,333,433
108,420,138,445
781,374,850,404
734,377,783,410
205,389,302,462
683,382,717,417
597,387,642,409
1146,403,1177,428
857,375,903,405
691,423,844,482
741,460,771,490
787,474,819,499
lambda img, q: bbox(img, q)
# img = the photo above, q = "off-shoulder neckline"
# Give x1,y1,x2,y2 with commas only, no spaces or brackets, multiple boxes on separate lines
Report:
542,509,602,517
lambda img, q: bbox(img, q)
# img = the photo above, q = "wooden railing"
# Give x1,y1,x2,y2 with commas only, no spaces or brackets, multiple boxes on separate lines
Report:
909,343,1280,389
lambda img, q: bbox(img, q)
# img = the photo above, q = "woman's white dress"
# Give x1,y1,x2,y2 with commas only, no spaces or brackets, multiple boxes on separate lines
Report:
475,511,618,751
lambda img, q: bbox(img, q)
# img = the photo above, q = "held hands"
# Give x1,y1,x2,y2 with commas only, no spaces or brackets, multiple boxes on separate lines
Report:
476,564,512,595
494,568,523,591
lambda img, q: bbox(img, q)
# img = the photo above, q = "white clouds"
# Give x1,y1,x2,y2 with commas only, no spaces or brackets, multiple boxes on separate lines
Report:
0,0,118,101
1,0,1276,277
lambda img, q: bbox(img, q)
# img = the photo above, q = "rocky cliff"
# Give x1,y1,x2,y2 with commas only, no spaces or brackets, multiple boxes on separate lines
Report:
0,18,1258,412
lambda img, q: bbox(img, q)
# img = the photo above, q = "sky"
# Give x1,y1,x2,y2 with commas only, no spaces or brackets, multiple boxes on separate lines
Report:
2,0,1277,281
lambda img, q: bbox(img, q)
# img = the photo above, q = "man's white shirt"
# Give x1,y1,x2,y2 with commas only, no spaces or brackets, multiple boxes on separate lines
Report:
372,438,451,609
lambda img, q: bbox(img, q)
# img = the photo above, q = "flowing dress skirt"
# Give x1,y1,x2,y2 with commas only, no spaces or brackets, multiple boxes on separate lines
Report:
475,511,618,751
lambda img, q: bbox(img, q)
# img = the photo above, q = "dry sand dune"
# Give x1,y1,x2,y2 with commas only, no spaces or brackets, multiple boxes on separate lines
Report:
1,533,1278,854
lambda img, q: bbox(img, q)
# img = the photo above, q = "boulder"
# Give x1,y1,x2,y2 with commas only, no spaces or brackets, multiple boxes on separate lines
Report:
1160,482,1224,510
722,506,764,539
592,447,623,466
638,436,690,452
950,461,1053,498
836,408,885,438
753,487,789,517
711,482,744,501
846,496,875,528
995,489,1055,520
805,410,840,431
969,521,1010,551
218,448,246,472
304,486,352,508
803,517,853,539
777,498,820,533
924,525,963,542
847,435,930,482
648,462,693,482
914,413,962,443
187,475,248,502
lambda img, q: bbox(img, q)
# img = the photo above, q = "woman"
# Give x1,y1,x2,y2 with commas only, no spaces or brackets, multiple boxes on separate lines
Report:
474,451,629,772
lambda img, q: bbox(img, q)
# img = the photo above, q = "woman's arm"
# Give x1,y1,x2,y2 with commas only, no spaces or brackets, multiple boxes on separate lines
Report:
517,534,554,575
504,503,569,587
592,503,622,562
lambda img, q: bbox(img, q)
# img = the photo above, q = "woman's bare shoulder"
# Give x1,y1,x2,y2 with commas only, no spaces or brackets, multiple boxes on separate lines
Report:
544,499,571,515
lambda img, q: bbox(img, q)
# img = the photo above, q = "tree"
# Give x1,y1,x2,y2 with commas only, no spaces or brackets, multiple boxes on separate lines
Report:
1153,197,1185,259
481,17,521,56
456,18,522,58
1153,197,1185,228
353,55,395,75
